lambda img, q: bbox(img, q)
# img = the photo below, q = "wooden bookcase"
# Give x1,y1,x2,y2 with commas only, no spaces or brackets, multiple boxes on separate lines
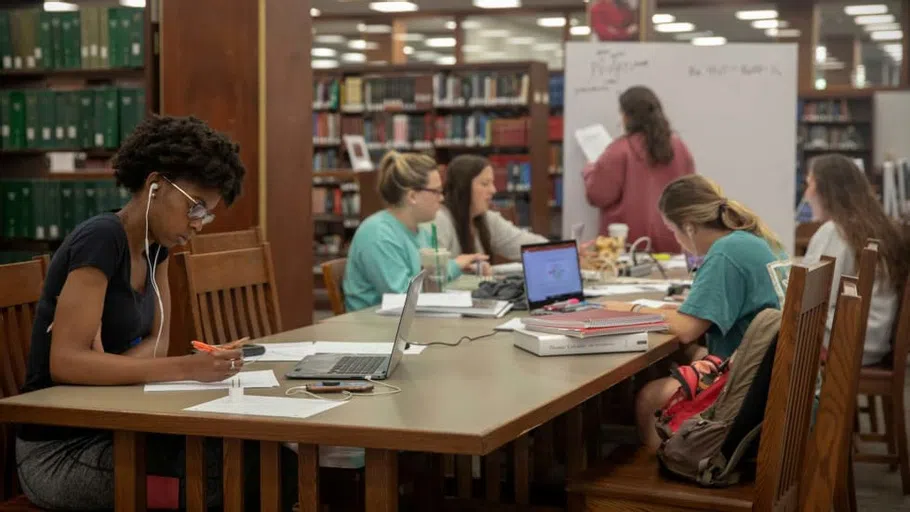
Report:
0,2,156,263
310,61,551,273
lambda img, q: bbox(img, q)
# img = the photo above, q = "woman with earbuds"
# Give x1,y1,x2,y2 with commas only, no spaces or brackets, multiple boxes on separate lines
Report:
16,116,298,510
602,174,784,451
343,151,489,312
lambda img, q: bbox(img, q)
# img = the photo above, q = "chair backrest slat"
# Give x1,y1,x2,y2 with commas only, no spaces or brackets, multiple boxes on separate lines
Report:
184,245,281,345
800,277,866,511
321,258,347,316
187,227,262,254
754,259,834,511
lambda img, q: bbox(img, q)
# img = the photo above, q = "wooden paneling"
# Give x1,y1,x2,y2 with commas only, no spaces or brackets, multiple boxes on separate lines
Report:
263,0,313,329
159,0,260,235
778,1,820,93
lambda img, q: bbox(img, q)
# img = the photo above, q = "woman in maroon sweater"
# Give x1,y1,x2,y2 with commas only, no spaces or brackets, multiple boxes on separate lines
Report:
583,86,695,253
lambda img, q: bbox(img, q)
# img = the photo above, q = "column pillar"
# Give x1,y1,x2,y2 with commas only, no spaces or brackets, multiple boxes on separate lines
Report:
777,1,820,92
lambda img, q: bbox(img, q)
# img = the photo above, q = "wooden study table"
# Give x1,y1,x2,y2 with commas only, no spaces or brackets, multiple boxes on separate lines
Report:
0,315,677,512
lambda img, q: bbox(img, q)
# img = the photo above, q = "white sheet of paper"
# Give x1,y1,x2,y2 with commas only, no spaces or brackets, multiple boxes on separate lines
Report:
256,342,317,362
584,283,670,297
144,370,279,392
494,318,526,331
632,299,677,309
381,292,473,310
575,124,613,163
185,395,345,419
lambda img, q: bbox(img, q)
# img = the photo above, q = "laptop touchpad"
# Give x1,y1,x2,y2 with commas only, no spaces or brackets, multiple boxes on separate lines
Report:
297,354,340,372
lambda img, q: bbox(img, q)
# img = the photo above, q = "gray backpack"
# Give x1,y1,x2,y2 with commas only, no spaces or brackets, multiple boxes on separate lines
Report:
656,309,781,487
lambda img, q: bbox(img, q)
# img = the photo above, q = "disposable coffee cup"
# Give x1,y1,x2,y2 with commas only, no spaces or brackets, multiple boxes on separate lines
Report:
420,248,450,293
608,223,629,252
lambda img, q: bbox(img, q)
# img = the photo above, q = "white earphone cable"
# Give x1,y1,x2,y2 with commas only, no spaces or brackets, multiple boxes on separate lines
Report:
146,185,165,358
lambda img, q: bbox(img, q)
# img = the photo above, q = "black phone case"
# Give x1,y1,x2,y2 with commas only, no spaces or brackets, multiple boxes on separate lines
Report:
242,344,266,357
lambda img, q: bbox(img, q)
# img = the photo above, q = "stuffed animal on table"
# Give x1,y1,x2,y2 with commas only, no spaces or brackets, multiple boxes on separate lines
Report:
579,236,624,277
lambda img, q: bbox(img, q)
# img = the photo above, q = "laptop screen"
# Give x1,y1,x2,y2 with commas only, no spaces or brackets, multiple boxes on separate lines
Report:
521,241,585,310
383,269,426,376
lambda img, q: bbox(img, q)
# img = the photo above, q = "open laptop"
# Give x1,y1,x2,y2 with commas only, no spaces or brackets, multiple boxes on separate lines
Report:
286,270,425,380
520,241,586,312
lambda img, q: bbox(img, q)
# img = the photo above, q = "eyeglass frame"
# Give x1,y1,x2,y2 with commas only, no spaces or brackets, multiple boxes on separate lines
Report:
413,187,444,197
160,176,216,225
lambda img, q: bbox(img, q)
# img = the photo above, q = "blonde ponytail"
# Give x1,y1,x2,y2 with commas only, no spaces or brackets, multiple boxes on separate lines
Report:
376,150,438,206
720,199,784,254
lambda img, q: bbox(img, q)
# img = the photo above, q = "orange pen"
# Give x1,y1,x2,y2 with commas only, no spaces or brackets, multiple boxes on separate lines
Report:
191,340,222,353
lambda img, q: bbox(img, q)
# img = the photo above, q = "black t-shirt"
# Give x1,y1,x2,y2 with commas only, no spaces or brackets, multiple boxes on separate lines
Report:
18,213,167,441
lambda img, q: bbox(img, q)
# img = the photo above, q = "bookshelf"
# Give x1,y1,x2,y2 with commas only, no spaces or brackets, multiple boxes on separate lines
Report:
0,2,154,263
548,72,564,239
311,61,551,271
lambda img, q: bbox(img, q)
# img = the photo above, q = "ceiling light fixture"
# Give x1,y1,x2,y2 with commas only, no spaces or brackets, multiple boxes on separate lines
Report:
43,1,78,11
446,21,457,30
815,46,827,64
348,39,379,50
436,56,456,65
473,0,521,8
537,17,567,28
368,1,418,13
403,46,414,55
870,30,903,40
674,31,713,40
315,35,347,44
311,48,337,58
394,33,426,42
312,60,339,69
480,29,510,37
751,19,787,29
508,36,535,44
692,36,727,46
765,28,801,37
359,24,392,34
310,7,321,17
119,0,145,7
844,5,888,16
652,14,675,24
864,23,901,31
655,22,695,33
855,14,895,24
570,26,591,36
341,53,367,63
425,37,457,48
735,10,777,20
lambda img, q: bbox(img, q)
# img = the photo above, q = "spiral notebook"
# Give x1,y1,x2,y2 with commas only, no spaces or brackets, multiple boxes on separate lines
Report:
520,309,665,330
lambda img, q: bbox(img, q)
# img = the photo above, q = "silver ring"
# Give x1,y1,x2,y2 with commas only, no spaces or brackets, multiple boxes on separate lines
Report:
230,360,236,370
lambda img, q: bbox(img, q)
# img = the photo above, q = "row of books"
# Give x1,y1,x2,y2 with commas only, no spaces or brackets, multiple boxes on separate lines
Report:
549,74,565,108
313,112,340,144
550,175,563,208
434,115,528,147
313,187,360,218
549,144,563,174
548,115,563,141
491,198,531,229
799,99,858,122
433,71,530,107
313,149,342,171
0,6,144,70
0,87,145,150
487,156,532,193
1,178,129,240
801,125,866,151
315,114,531,148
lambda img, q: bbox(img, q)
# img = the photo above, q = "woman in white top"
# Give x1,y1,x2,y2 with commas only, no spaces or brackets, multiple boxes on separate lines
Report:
803,154,909,366
432,154,548,262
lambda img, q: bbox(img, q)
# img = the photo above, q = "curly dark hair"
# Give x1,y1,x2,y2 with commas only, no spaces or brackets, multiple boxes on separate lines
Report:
111,115,245,206
619,86,674,166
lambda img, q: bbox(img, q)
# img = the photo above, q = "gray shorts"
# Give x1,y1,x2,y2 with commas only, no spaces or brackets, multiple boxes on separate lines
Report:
16,432,223,511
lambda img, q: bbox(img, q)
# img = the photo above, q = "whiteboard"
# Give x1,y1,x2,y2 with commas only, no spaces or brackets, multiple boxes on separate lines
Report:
562,42,797,255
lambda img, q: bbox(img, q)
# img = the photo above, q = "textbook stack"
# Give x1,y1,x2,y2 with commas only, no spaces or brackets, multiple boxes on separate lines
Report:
514,309,668,357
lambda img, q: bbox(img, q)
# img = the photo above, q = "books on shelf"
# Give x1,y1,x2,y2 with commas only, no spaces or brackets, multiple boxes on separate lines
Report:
801,125,865,151
1,178,129,240
432,70,530,107
0,87,145,150
363,76,433,111
548,74,564,108
313,78,339,110
312,186,360,218
799,99,854,122
312,112,340,144
0,6,143,71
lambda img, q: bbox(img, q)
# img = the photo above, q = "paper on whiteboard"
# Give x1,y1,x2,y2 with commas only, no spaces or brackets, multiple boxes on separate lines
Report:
575,124,613,163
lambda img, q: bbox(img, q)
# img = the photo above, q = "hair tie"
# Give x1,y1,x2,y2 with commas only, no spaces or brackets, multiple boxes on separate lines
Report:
718,200,728,216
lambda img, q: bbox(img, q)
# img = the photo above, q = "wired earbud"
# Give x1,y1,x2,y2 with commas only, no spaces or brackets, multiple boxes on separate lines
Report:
146,182,164,357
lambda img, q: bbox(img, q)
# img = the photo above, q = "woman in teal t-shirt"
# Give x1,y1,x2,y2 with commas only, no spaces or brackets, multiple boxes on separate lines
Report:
604,174,784,450
343,151,489,312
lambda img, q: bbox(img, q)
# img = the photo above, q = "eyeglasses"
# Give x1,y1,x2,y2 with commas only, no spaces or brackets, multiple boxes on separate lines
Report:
161,176,215,225
414,187,444,197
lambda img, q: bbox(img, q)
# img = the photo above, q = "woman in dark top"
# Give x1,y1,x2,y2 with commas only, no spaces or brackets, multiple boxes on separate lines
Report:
16,115,297,510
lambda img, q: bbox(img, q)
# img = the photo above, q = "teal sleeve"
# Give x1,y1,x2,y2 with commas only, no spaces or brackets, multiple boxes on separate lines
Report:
359,239,415,296
678,253,746,336
447,259,462,281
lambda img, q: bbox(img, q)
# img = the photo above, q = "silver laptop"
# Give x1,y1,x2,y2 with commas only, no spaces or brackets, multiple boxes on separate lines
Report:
285,270,425,380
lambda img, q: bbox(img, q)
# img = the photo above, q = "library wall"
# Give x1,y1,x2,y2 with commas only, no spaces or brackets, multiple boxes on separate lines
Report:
874,90,910,165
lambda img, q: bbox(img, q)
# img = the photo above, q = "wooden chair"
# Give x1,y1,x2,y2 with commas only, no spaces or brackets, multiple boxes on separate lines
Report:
854,273,910,494
0,256,47,504
566,259,836,511
186,226,263,254
183,244,282,345
320,258,347,316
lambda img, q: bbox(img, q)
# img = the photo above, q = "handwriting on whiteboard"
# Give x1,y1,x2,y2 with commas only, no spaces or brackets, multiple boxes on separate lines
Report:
573,49,650,96
688,64,783,77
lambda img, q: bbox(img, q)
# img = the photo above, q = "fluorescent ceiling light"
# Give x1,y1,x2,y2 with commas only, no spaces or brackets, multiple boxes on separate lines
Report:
692,36,727,46
311,48,337,58
571,26,591,36
348,40,379,50
870,30,903,40
315,35,347,44
855,14,895,24
537,17,567,28
310,7,320,17
655,22,695,33
752,19,787,29
436,56,456,65
882,43,903,52
462,45,483,53
43,1,78,11
864,23,901,31
652,14,675,24
119,0,146,7
394,33,425,42
766,28,801,37
480,29,510,37
462,20,482,29
425,37,456,48
446,21,457,30
508,36,535,45
844,5,888,16
815,46,827,63
341,53,367,63
534,42,562,51
474,0,521,8
818,61,846,71
735,10,777,20
369,1,418,13
414,51,440,61
312,60,339,69
403,46,414,55
674,31,713,40
359,24,392,34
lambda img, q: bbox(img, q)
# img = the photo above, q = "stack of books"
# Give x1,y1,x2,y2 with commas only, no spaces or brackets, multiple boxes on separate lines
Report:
514,309,668,356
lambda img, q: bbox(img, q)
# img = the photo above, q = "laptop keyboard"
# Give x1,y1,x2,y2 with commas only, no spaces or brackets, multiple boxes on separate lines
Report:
329,356,386,375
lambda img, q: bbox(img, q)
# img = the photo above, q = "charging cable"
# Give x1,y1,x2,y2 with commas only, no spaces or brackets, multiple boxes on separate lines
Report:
407,331,496,348
146,184,164,358
285,376,402,402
